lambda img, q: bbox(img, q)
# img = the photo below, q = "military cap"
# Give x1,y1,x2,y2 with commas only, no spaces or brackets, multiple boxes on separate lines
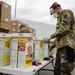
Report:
50,2,60,9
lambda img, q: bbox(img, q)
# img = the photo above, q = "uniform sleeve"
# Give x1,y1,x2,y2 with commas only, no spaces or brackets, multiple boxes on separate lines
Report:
51,10,74,38
18,28,31,33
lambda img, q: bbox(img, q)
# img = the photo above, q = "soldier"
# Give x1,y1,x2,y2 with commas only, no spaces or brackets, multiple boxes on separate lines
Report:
18,25,31,33
49,2,75,75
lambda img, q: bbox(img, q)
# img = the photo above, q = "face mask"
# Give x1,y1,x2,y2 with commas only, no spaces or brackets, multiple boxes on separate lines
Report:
50,8,54,15
53,13,58,18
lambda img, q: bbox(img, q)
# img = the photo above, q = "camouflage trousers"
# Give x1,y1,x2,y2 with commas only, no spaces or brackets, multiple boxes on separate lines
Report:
54,46,74,75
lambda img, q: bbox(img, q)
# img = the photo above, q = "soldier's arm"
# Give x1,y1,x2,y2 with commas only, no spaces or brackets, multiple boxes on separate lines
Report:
51,10,74,38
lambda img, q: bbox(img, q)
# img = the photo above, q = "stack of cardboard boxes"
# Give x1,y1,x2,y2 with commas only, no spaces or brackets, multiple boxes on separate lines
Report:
10,20,36,37
0,1,11,33
0,1,36,35
10,20,28,33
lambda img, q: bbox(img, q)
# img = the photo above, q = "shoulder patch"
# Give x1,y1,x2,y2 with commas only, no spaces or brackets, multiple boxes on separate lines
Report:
64,15,67,18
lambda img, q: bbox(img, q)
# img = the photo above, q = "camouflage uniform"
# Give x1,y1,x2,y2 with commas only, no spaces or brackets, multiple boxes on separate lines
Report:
50,2,75,75
18,28,31,33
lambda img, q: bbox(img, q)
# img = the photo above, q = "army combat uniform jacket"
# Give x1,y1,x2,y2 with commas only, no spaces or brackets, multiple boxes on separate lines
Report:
18,28,31,33
51,10,75,50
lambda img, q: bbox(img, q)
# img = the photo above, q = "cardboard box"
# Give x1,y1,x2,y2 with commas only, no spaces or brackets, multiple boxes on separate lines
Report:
0,22,10,31
0,22,10,30
11,20,17,28
18,39,33,68
0,12,11,23
0,34,11,67
32,28,36,37
10,33,33,68
44,42,49,58
33,33,36,37
0,1,11,15
27,27,33,33
9,31,17,33
32,28,36,33
17,20,28,31
33,37,44,62
11,20,28,31
10,27,17,33
9,27,17,33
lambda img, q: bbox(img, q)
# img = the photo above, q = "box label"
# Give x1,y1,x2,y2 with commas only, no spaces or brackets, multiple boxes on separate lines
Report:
4,4,8,8
24,57,33,68
5,18,9,22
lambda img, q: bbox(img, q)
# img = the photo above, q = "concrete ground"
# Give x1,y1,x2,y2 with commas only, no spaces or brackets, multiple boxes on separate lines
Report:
35,63,75,75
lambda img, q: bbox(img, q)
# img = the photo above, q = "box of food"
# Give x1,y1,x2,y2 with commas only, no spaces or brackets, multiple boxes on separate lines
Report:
44,42,49,58
0,34,11,67
10,28,17,33
27,27,33,33
17,20,28,31
0,22,10,31
33,37,44,62
0,1,11,15
0,12,11,23
11,20,28,31
10,33,33,68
